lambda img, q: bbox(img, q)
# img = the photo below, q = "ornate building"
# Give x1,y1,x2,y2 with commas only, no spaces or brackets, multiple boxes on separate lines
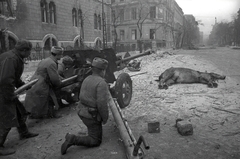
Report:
110,0,184,52
0,0,111,58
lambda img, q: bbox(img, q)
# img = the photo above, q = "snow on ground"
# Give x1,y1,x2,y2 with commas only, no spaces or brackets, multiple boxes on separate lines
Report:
115,50,240,157
19,50,240,158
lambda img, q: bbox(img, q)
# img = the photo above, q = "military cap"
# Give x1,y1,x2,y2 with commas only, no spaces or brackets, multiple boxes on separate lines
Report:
92,57,108,70
62,55,73,65
51,46,63,55
15,39,32,51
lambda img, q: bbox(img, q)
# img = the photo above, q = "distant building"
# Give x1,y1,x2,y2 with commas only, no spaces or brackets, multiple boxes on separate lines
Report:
0,0,111,57
111,0,183,52
182,14,200,47
173,0,184,48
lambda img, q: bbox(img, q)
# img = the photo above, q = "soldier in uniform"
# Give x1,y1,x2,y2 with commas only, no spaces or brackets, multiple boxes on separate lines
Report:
0,39,39,156
61,57,112,155
58,55,74,78
25,46,63,119
56,55,74,107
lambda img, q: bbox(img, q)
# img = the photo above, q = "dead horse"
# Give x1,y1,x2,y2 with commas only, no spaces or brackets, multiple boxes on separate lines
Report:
156,67,226,89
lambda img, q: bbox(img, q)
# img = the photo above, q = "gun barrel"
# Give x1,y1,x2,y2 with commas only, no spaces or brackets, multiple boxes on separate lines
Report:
60,75,78,88
116,49,152,65
109,98,145,158
15,79,38,95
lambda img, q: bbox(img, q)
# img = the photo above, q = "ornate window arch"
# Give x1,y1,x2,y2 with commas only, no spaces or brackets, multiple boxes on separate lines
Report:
42,34,58,48
98,14,101,30
42,34,58,58
72,8,77,26
0,30,18,53
94,37,102,49
8,31,18,50
40,0,48,23
73,35,80,49
94,13,98,29
49,1,56,24
78,9,83,27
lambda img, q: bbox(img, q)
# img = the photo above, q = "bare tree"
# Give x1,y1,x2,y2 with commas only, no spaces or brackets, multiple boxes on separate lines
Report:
233,8,240,46
181,17,201,49
208,8,240,46
109,3,128,50
111,8,121,50
135,0,182,49
78,2,108,49
135,0,152,39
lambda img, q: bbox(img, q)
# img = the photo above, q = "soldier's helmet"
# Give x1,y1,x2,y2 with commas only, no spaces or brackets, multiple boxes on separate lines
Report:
92,57,108,70
15,39,32,51
51,46,63,55
62,56,73,65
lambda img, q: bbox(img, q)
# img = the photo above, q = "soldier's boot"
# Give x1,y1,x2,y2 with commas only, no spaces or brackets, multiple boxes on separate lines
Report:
0,130,16,156
71,132,102,147
0,147,16,156
61,133,76,155
48,105,62,119
17,123,39,140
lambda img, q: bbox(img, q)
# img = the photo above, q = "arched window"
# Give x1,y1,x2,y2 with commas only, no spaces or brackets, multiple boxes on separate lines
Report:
74,39,80,49
52,38,57,46
49,2,56,24
98,14,101,30
78,9,83,27
44,38,51,50
72,8,77,26
9,36,17,50
94,13,98,29
40,0,48,23
44,37,57,58
95,38,102,49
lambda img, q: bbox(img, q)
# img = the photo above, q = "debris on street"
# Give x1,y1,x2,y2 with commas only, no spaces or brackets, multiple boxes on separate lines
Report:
11,48,240,159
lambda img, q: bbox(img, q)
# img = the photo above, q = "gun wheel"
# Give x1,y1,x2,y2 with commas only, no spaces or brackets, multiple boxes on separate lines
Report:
115,73,132,108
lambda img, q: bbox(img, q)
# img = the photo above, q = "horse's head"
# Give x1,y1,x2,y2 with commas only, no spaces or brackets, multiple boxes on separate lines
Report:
207,73,226,88
155,75,168,89
210,73,226,81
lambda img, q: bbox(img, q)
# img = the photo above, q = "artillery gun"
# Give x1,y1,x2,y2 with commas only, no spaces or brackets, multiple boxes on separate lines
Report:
15,48,152,158
59,48,152,108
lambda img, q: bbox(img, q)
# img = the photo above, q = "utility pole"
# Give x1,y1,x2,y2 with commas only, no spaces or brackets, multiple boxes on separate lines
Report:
102,0,107,49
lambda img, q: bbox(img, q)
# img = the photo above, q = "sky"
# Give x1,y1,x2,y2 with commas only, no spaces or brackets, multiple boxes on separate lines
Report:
175,0,240,36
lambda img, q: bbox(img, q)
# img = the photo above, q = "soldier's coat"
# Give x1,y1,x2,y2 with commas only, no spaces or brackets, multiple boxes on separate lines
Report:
25,56,61,117
0,49,26,128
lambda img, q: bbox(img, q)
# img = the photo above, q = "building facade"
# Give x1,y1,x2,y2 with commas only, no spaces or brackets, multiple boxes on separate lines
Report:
111,0,183,52
0,0,111,58
173,0,184,48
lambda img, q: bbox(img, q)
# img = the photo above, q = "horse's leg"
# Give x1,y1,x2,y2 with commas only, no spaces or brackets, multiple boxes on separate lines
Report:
199,74,214,87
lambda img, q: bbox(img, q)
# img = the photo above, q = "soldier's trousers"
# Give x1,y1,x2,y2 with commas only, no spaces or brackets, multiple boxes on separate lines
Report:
74,116,102,147
0,108,29,147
